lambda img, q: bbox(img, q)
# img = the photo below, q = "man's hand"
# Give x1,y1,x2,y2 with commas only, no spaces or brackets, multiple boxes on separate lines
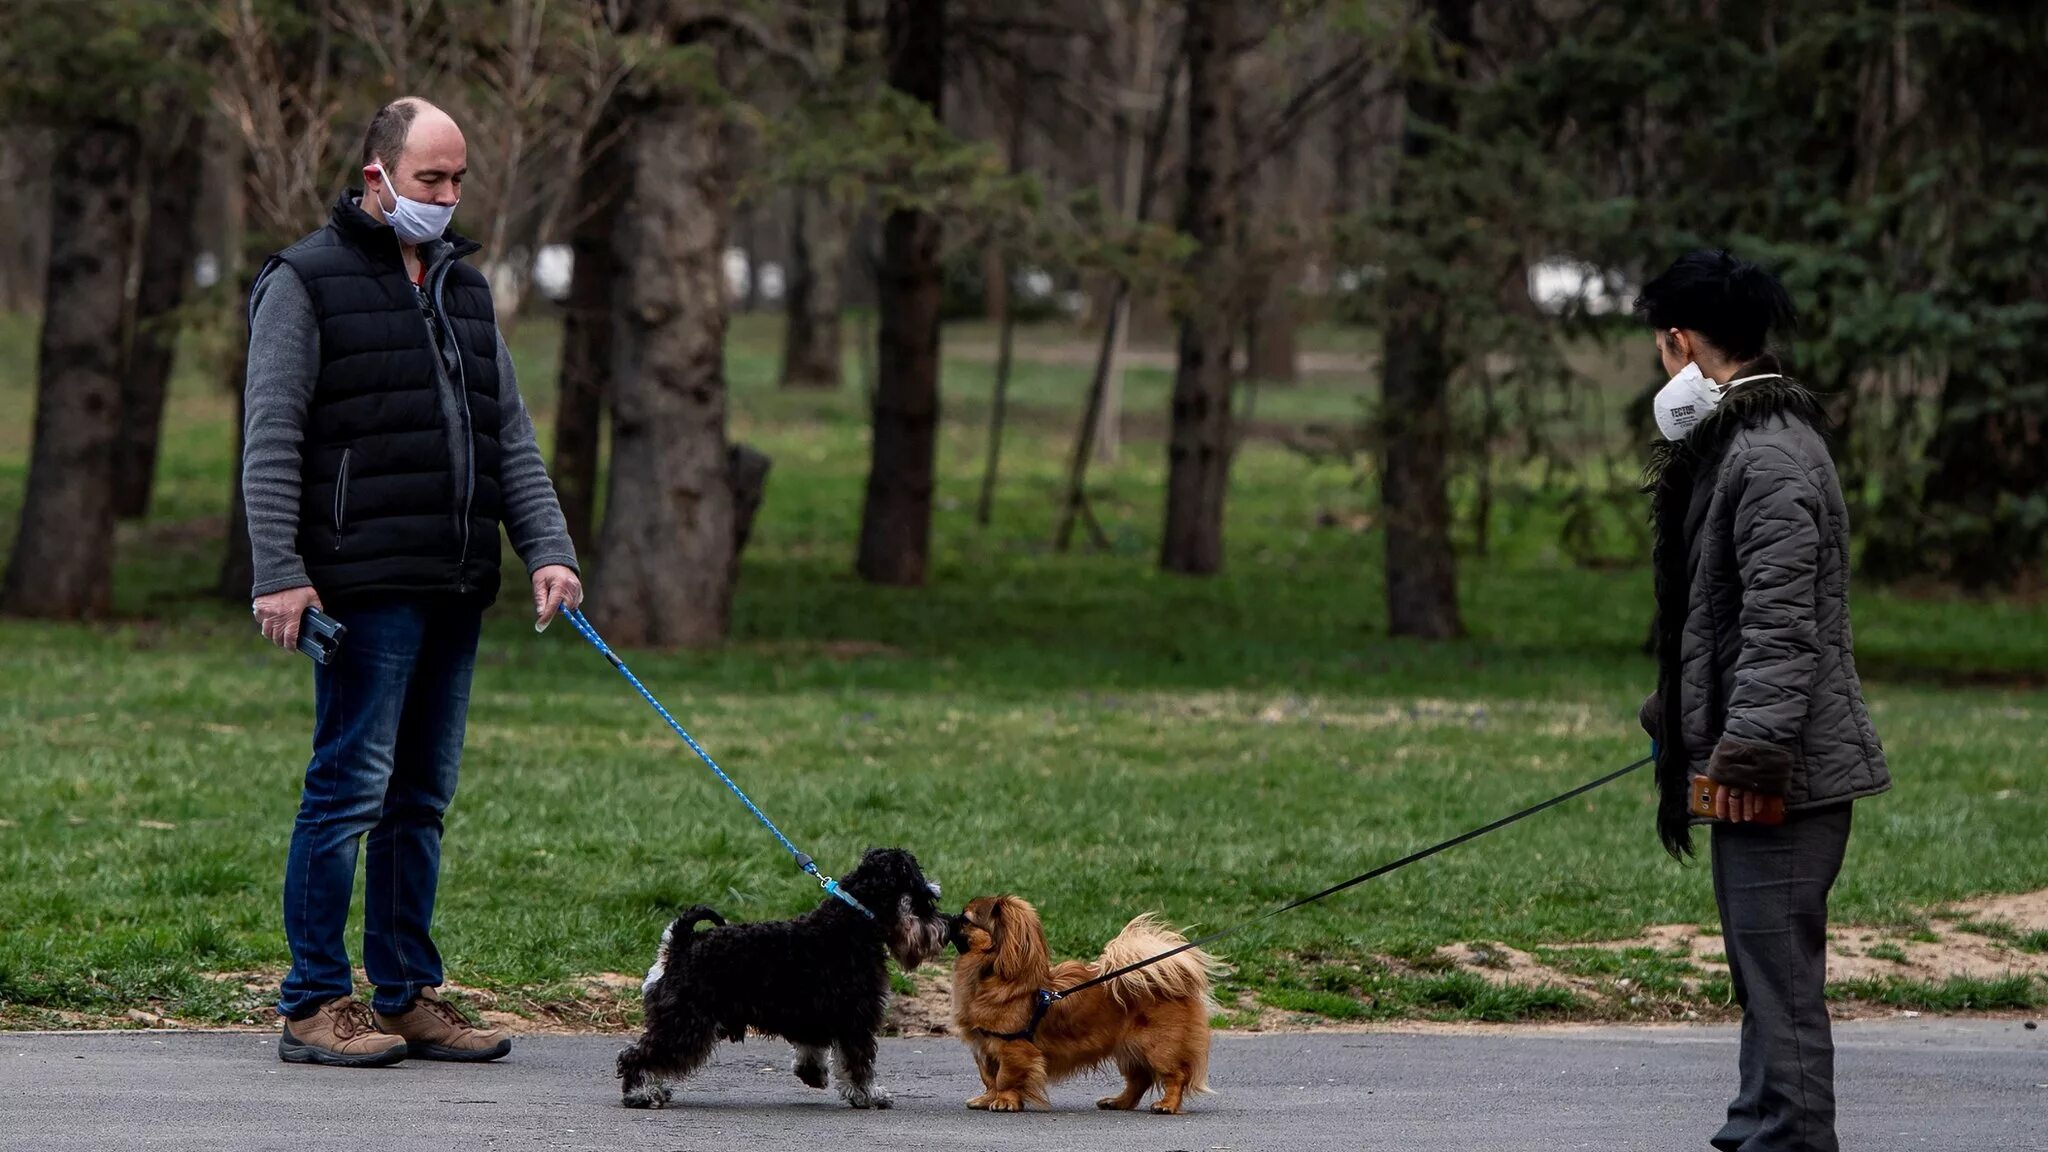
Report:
254,586,323,651
532,564,583,631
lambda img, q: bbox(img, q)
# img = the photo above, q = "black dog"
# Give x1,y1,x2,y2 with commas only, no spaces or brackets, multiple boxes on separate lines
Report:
617,848,948,1109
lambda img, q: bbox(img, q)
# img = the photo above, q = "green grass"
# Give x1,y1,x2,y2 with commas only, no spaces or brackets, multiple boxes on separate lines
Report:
1828,975,2045,1013
1954,919,2048,954
2,309,2046,1028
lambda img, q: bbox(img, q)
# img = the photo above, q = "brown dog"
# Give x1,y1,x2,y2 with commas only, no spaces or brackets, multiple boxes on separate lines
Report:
949,895,1216,1114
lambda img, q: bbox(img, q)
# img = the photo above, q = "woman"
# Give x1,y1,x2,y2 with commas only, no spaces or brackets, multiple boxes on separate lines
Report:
1635,249,1889,1152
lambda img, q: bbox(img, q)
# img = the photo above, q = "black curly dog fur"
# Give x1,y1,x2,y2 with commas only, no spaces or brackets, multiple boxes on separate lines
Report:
618,848,949,1109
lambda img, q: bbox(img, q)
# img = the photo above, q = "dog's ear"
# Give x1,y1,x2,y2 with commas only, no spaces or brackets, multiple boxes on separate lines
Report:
989,896,1048,984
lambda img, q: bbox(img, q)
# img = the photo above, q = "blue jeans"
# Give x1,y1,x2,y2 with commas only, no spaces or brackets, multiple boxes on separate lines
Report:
279,598,483,1019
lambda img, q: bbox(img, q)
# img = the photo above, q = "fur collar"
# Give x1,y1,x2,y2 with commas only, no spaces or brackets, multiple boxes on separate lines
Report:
1642,356,1824,490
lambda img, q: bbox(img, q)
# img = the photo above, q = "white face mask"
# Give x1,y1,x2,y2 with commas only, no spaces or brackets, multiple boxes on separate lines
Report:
1653,362,1784,441
370,163,457,245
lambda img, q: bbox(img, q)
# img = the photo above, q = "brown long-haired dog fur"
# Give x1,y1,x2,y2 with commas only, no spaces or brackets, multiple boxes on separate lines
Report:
949,895,1216,1114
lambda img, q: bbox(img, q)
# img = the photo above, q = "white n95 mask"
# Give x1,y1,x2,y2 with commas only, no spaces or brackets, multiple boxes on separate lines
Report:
1653,362,1718,441
1654,363,1784,441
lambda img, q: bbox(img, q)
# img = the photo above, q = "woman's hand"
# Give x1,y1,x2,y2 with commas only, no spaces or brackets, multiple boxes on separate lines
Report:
1712,782,1769,823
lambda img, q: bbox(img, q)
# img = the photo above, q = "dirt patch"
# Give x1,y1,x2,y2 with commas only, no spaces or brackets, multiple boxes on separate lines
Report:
1420,888,2048,1021
883,971,957,1038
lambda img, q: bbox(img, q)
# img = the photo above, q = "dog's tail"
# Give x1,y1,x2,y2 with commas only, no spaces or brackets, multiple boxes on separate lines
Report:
642,906,727,996
1094,914,1219,1010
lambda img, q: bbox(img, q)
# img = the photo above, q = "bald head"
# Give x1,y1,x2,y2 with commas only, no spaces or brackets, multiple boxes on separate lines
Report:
360,97,459,170
359,97,467,229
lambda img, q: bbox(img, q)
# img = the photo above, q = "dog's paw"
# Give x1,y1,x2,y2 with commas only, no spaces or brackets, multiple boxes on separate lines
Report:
1149,1100,1181,1115
966,1093,992,1110
792,1048,829,1090
840,1083,893,1109
622,1083,673,1110
985,1092,1026,1113
1097,1095,1137,1110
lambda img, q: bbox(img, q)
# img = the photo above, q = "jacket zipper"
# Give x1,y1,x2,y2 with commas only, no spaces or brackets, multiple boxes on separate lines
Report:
421,257,476,591
333,448,353,549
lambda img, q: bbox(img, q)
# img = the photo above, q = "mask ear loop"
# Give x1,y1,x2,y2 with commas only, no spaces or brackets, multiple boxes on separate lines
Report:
368,162,398,217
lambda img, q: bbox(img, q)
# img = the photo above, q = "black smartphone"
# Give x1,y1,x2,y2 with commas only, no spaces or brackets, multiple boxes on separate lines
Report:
297,606,346,665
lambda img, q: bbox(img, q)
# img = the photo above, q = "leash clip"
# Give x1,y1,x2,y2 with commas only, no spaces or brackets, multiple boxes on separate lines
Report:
813,869,875,919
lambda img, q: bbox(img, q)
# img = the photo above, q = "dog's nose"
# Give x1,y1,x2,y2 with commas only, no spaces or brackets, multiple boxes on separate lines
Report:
943,914,968,950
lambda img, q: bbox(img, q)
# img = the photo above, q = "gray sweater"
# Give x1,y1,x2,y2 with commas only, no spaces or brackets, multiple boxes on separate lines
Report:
243,258,578,598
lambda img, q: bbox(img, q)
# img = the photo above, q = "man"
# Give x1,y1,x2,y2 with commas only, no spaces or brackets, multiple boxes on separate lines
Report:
245,97,583,1067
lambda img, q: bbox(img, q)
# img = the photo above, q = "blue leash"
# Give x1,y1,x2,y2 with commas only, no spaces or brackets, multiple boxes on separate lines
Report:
559,607,873,919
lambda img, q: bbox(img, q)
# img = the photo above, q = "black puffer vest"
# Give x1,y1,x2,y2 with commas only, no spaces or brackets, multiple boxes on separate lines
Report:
272,191,504,602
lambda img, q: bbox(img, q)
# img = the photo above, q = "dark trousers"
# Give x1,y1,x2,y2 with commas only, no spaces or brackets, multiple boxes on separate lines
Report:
1709,803,1854,1152
278,599,483,1019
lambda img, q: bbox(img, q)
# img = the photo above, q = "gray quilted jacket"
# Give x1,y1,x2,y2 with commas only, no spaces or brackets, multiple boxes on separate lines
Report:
1641,373,1888,855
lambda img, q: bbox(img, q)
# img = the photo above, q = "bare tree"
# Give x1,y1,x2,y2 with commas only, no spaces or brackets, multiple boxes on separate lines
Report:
551,96,625,558
209,0,355,601
548,96,618,557
974,59,1029,527
781,182,852,388
856,0,946,586
1379,0,1471,639
1096,0,1168,465
1,122,143,618
114,113,205,520
1158,0,1238,576
590,84,738,645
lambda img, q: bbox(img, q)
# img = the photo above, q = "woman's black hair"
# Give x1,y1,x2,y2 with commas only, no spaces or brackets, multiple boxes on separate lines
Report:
1631,249,1796,362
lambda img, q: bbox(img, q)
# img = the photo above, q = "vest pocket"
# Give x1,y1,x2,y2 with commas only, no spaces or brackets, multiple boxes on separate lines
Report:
333,449,353,549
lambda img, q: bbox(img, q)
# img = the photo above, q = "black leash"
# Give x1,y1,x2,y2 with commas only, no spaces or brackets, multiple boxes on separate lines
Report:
990,755,1653,1043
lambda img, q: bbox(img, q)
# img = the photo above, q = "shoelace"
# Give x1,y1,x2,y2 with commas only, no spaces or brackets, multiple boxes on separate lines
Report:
329,1000,378,1040
418,996,471,1030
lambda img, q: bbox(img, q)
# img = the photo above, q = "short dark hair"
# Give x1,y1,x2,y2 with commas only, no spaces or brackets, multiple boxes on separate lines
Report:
1632,249,1797,362
360,98,426,171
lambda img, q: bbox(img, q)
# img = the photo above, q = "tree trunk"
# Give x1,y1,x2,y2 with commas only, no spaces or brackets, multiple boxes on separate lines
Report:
1097,0,1161,466
857,0,945,587
780,182,847,389
1159,0,1237,577
589,93,737,648
725,442,772,619
975,65,1028,528
553,112,626,560
1379,0,1470,640
114,119,203,521
738,201,763,313
2,123,141,619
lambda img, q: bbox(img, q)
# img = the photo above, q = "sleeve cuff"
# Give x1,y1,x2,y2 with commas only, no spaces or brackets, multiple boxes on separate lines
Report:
1706,736,1797,795
1638,691,1663,741
250,574,313,599
523,552,580,578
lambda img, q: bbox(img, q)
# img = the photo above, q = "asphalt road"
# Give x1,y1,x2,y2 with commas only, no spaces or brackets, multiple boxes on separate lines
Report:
3,1019,2042,1151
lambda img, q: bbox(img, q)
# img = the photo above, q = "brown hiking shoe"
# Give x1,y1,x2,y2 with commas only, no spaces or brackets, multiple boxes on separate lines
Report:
374,988,512,1063
279,998,408,1067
